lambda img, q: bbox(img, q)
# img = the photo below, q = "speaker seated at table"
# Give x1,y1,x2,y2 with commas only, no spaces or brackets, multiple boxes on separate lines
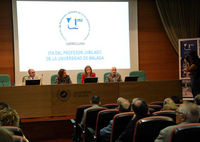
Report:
81,65,96,83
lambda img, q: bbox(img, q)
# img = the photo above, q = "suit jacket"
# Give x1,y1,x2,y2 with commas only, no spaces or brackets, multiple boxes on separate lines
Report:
106,74,123,83
154,122,190,142
81,73,96,83
80,104,99,126
100,120,113,138
22,76,41,86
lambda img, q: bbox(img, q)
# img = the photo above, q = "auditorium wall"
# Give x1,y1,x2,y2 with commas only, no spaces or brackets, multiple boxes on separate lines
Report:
0,0,179,85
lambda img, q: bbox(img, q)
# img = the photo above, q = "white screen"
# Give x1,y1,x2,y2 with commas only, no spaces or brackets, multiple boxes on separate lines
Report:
16,1,130,71
13,0,138,85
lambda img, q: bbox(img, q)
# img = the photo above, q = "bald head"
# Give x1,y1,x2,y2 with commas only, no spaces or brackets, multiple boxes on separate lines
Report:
117,97,125,106
28,69,35,78
119,99,131,112
132,98,148,116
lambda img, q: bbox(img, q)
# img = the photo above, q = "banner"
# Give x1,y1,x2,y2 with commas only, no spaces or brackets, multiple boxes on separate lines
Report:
179,38,200,99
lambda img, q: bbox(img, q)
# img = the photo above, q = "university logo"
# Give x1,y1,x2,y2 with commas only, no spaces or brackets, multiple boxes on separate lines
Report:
59,11,90,42
57,89,71,102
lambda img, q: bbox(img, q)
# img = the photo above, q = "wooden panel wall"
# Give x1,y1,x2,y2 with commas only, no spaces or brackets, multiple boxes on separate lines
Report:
138,0,179,81
0,0,179,84
0,0,14,84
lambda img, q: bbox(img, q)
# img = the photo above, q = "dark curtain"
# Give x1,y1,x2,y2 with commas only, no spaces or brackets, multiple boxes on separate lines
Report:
155,0,200,54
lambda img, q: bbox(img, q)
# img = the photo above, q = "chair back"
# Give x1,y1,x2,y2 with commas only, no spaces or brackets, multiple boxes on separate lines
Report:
51,74,58,84
95,109,119,142
84,107,107,142
148,105,162,112
129,71,146,81
133,116,176,142
75,105,92,125
13,135,27,142
153,110,176,121
149,101,163,107
110,112,134,142
77,72,84,83
0,74,11,86
102,103,118,109
148,108,155,114
22,75,29,82
169,123,200,142
2,126,24,136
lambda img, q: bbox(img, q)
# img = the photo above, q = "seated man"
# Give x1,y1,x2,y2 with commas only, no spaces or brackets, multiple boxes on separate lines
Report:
116,98,149,142
154,101,199,142
22,69,42,85
80,95,101,127
106,67,122,82
100,99,131,139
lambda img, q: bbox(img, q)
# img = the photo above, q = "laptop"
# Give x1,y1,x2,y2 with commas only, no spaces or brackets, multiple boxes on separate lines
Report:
26,79,41,85
124,76,138,82
84,77,98,83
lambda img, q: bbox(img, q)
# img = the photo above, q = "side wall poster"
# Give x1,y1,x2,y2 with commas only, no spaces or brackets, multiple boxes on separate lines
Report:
179,38,200,100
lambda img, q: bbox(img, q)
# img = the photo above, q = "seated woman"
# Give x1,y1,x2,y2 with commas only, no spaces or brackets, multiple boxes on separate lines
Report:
81,65,96,83
55,69,72,84
162,98,178,111
0,108,29,142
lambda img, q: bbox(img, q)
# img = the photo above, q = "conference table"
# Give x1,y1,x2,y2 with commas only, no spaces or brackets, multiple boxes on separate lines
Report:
0,80,182,118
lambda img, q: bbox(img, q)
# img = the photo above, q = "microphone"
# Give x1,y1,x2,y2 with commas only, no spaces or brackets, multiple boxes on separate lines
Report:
41,74,43,85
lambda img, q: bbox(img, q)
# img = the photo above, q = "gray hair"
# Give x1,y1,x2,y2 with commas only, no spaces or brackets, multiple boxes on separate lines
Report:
179,102,199,123
132,98,140,104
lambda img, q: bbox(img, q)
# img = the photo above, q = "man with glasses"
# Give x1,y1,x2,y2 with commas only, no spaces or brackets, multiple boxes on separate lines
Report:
154,102,199,142
22,69,42,85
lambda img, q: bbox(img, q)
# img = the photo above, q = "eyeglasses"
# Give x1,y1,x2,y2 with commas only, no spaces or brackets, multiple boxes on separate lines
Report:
175,110,185,115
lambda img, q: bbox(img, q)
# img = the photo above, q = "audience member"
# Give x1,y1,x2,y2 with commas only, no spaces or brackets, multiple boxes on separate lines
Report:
55,69,72,84
115,98,149,142
154,102,199,142
0,127,13,142
0,102,10,110
170,96,180,104
194,94,200,118
100,99,131,139
106,67,123,82
22,69,42,85
0,108,29,142
80,95,101,126
162,98,178,111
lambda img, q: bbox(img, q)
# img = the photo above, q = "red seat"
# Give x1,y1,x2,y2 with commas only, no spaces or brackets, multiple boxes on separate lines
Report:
169,123,200,142
148,105,162,111
153,110,176,121
102,103,118,109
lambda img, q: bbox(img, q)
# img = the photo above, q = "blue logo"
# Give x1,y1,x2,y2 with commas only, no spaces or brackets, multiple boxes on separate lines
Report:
59,11,90,42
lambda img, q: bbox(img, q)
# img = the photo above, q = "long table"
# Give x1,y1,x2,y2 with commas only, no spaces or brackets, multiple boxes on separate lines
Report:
0,80,182,118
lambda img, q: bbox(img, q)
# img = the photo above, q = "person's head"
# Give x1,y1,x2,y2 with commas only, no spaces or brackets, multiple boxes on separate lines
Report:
194,94,200,105
0,108,20,127
0,127,13,142
58,69,67,79
132,98,148,117
119,99,131,112
170,96,180,104
84,65,92,76
117,97,125,106
28,69,35,78
163,98,178,111
187,50,199,63
90,95,101,105
0,102,10,110
111,67,117,76
175,102,199,124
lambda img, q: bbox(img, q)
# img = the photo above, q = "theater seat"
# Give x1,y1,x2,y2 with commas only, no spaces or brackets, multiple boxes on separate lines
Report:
2,126,24,137
169,123,200,142
153,110,176,121
129,71,146,81
110,112,134,142
71,104,92,142
51,74,58,84
102,103,118,109
133,116,175,142
149,101,163,107
86,109,119,142
13,135,27,142
148,105,162,111
77,72,84,84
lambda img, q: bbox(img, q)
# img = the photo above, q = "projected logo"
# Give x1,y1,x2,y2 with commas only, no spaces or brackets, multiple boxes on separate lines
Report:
59,11,90,42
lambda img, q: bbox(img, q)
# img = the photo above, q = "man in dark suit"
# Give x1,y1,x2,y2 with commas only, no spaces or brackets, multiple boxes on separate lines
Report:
154,102,199,142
